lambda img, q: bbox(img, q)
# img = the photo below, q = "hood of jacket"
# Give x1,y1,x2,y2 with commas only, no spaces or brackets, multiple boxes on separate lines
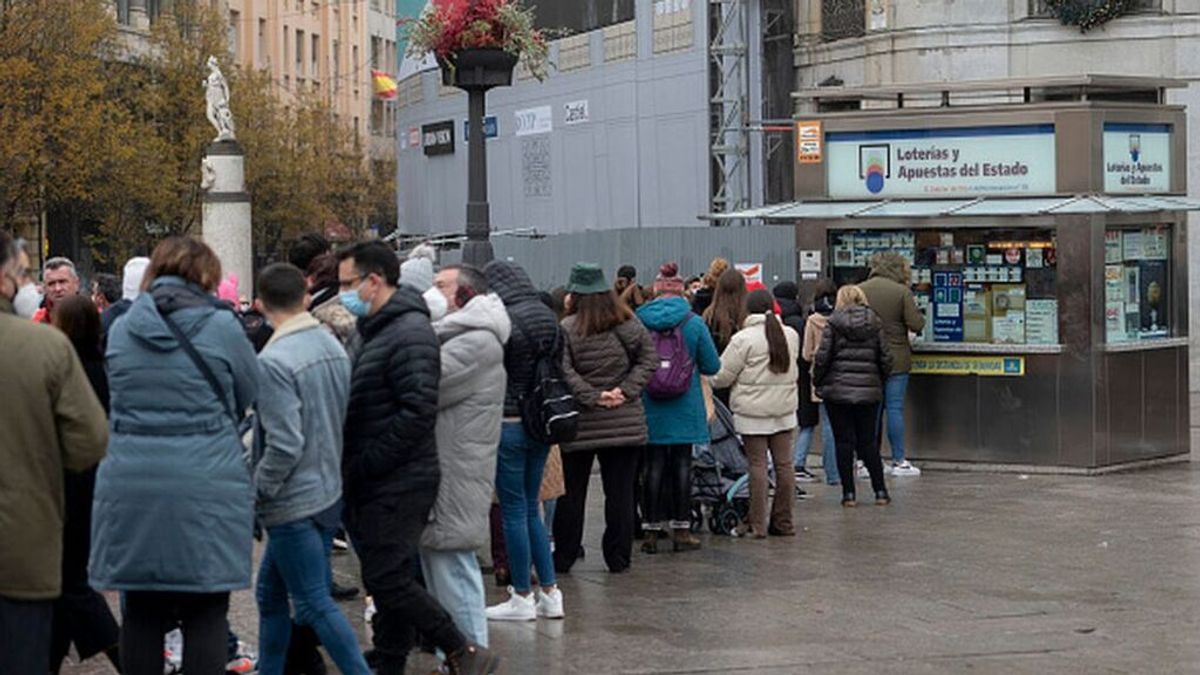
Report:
828,305,882,341
776,296,803,321
360,285,429,341
120,277,222,353
636,296,691,331
869,253,909,285
484,260,539,307
434,293,512,345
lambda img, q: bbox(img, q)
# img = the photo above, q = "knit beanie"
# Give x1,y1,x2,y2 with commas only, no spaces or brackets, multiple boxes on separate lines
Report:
217,274,239,304
772,281,799,302
399,243,436,291
653,262,685,296
122,256,150,300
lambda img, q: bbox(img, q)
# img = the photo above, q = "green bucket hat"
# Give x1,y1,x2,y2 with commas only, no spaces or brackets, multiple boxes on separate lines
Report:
566,263,609,295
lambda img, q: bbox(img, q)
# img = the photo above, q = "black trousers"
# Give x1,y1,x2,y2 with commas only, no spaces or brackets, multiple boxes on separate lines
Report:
51,468,120,672
641,444,694,528
553,446,640,574
0,595,52,675
826,402,887,497
122,591,230,675
346,491,466,675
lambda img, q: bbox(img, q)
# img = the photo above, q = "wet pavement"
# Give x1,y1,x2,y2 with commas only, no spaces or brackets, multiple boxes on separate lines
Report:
64,462,1200,674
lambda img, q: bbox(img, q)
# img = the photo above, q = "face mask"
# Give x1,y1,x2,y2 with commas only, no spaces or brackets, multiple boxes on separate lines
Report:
340,287,370,318
423,286,448,322
13,283,42,318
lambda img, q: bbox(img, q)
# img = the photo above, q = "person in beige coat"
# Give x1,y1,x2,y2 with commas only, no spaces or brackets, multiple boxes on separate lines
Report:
711,289,800,539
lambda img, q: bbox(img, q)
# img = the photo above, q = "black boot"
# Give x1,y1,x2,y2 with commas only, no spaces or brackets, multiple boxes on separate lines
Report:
446,644,501,675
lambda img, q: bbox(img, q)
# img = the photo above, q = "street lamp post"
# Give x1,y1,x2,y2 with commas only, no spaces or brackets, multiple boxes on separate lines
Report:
442,47,516,267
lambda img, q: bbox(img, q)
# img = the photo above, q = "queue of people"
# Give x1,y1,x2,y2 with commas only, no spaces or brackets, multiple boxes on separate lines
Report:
0,229,923,675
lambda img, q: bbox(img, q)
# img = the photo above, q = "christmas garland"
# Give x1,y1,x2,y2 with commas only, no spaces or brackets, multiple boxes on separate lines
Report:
1044,0,1135,32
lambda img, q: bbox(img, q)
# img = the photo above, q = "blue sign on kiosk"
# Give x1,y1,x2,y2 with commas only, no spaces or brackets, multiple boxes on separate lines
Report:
932,271,964,342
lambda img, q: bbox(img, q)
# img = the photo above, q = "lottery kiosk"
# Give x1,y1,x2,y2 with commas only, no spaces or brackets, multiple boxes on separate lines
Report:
720,76,1195,470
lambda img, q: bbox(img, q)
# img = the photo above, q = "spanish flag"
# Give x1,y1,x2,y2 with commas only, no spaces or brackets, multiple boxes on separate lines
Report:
372,69,398,99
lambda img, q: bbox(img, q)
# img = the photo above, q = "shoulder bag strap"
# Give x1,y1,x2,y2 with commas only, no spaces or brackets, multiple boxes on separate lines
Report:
160,310,237,424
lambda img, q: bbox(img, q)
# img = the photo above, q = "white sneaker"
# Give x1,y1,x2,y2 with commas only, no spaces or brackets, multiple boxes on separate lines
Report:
486,587,537,621
855,460,869,479
891,460,921,477
535,587,565,619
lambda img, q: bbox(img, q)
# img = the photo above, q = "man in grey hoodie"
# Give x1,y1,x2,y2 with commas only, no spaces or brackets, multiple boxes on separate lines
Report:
251,263,369,675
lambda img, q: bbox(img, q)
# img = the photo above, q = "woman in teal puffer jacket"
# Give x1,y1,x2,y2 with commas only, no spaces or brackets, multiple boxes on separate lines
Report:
636,263,720,553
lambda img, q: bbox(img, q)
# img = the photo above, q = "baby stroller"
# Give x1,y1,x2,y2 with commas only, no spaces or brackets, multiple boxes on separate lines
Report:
690,398,774,536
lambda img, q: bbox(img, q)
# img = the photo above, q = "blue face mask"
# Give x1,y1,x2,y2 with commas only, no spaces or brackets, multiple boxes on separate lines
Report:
340,287,370,318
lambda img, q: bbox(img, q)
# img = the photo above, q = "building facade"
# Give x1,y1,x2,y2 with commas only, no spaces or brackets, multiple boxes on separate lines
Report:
113,0,397,159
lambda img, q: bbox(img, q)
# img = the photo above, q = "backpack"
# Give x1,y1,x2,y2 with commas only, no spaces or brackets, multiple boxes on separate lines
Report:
513,319,580,444
644,319,695,400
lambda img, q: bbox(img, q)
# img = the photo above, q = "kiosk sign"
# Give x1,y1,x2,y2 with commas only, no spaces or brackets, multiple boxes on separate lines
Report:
1103,123,1171,193
825,125,1057,199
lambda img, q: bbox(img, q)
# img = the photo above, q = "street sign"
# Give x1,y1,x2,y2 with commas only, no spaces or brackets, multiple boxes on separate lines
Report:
463,115,498,141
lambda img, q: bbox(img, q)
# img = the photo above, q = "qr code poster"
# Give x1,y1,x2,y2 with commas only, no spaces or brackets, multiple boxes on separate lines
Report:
522,137,552,198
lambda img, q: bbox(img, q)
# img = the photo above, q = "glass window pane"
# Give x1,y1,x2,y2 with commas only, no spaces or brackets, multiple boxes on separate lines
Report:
1104,225,1171,343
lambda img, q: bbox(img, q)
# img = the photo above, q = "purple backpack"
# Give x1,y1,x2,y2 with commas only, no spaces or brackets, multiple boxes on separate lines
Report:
644,321,695,400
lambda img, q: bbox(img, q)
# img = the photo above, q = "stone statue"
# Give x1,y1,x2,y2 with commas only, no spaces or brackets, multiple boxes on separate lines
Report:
205,55,236,142
200,158,216,192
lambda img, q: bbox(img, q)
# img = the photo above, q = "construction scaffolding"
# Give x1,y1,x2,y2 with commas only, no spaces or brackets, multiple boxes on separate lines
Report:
708,0,751,216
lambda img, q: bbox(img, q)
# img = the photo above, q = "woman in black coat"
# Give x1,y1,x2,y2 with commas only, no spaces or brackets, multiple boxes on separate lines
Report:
812,285,893,507
49,295,122,673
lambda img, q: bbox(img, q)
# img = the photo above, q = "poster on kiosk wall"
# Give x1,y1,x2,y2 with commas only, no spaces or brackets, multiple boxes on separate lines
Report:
824,125,1057,199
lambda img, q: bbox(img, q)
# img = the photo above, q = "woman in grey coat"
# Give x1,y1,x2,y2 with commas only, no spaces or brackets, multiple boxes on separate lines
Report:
90,237,259,675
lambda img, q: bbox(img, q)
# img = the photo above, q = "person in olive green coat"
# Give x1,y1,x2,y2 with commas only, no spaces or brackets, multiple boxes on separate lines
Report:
0,231,108,675
858,252,925,476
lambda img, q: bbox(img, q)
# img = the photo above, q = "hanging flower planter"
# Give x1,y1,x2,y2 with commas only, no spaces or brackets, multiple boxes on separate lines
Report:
403,0,560,87
439,47,519,89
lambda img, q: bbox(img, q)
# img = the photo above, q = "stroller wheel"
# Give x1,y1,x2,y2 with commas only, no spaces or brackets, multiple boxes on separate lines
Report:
733,498,750,521
715,504,742,536
690,504,705,534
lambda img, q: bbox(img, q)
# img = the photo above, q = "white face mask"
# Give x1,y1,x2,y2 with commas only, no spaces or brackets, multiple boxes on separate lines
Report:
422,286,448,322
13,283,42,319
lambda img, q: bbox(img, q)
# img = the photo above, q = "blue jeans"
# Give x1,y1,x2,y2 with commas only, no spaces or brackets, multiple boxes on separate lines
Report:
256,519,370,675
419,549,487,648
794,426,815,470
880,373,910,463
496,422,556,593
820,403,839,485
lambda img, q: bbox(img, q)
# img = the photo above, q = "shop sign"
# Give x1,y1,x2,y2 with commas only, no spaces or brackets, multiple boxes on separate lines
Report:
825,124,1057,199
515,105,553,136
463,115,498,141
564,100,590,125
1103,123,1171,193
911,355,1025,377
422,120,455,156
796,120,822,164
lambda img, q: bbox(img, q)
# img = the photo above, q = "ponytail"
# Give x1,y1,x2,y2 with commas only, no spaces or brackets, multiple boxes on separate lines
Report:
763,312,790,374
746,288,790,374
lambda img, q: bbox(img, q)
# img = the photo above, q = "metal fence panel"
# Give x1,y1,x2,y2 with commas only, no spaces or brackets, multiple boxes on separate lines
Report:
439,225,798,290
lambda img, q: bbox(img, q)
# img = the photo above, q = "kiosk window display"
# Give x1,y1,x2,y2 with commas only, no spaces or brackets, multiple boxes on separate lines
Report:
1104,225,1172,343
830,227,1058,346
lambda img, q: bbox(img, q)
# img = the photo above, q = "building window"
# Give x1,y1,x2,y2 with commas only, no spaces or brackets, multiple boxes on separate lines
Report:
258,19,268,66
283,25,290,72
821,0,865,42
353,45,360,97
371,36,382,70
1105,226,1172,343
147,0,163,23
371,99,384,136
311,33,319,80
115,0,130,25
332,39,340,92
1030,0,1159,16
228,11,239,60
831,228,1060,346
296,29,304,74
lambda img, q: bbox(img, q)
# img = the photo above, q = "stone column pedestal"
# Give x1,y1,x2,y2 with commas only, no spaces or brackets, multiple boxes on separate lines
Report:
201,140,253,297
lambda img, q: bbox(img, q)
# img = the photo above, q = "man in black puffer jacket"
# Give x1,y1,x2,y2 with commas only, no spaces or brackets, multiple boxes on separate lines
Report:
337,242,499,675
481,261,566,620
